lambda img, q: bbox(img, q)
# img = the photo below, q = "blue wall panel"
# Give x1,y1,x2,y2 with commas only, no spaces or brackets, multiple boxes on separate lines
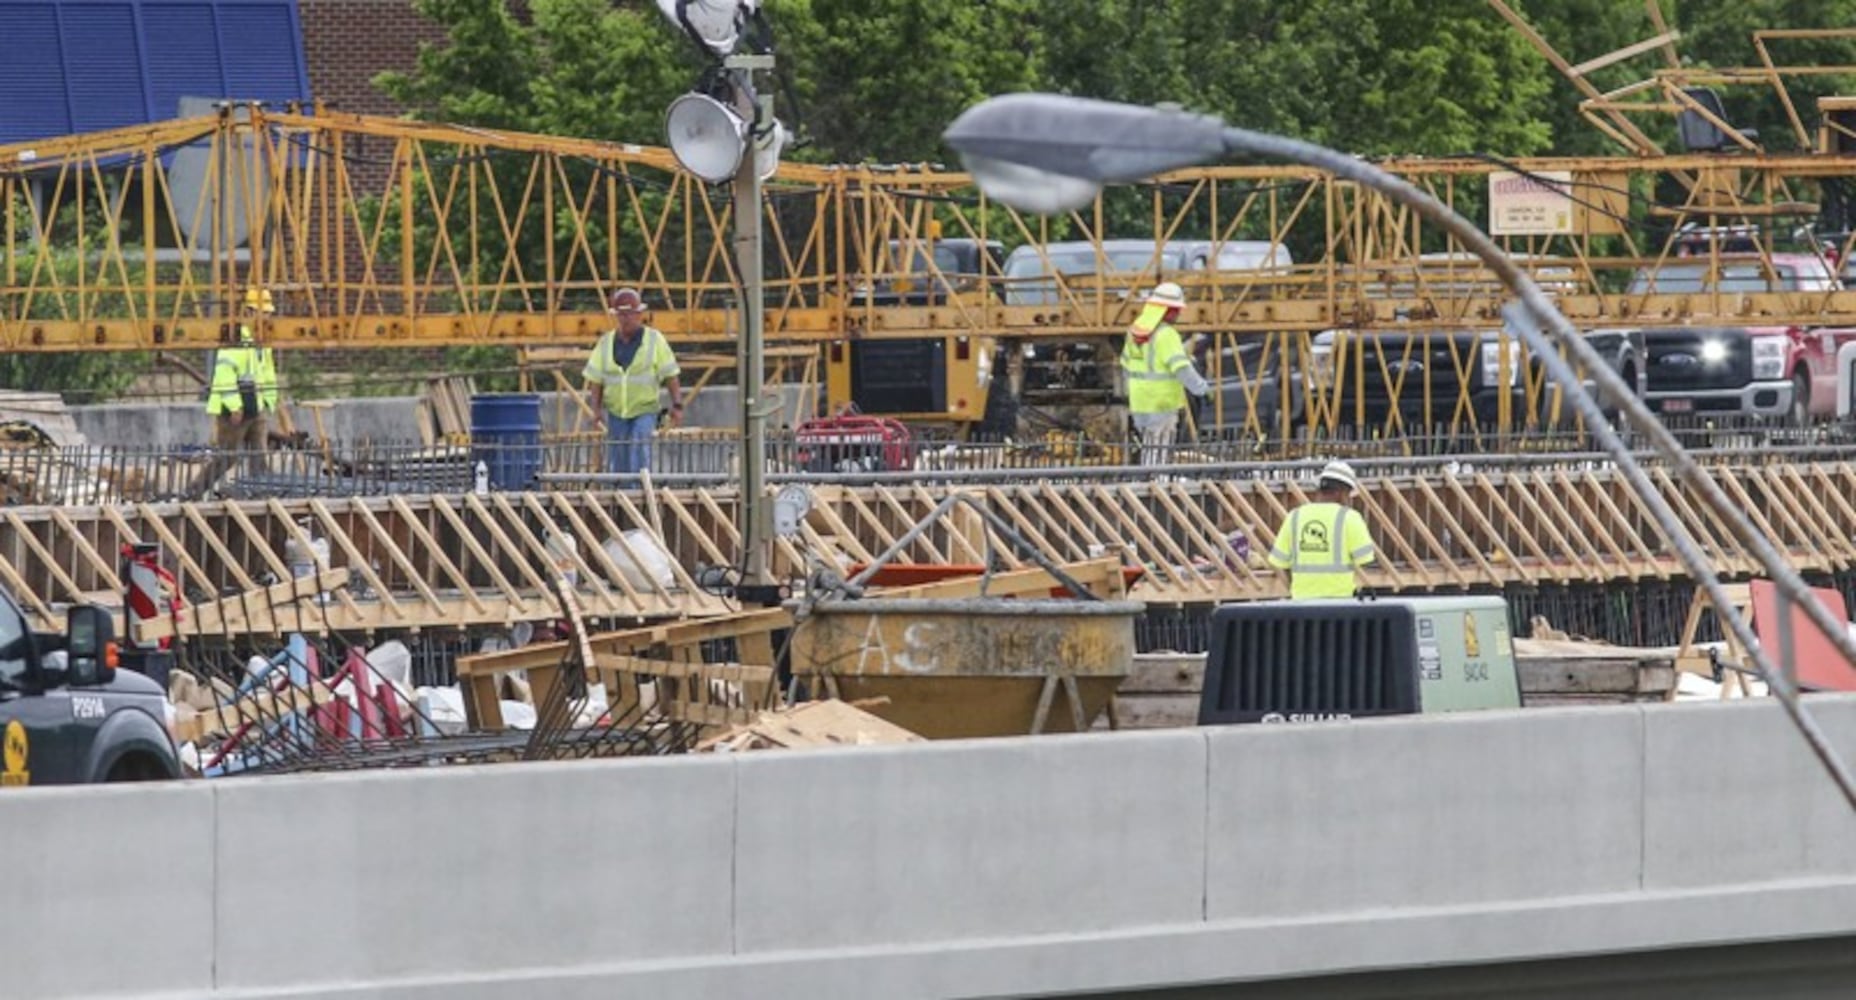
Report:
0,0,310,145
0,4,75,140
142,3,229,119
58,3,149,133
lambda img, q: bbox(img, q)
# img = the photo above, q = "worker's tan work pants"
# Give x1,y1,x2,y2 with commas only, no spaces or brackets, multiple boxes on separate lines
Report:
199,411,268,496
1133,411,1178,467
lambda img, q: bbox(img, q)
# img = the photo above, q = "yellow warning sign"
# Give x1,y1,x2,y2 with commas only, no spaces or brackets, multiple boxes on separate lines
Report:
1463,611,1482,659
2,719,29,787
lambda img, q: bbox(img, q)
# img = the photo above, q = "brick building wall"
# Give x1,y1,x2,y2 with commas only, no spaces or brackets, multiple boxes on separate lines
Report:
295,1,451,373
173,4,539,384
299,0,447,119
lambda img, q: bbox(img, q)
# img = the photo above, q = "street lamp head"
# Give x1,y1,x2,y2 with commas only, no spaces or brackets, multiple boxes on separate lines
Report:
943,93,1229,213
950,154,1105,215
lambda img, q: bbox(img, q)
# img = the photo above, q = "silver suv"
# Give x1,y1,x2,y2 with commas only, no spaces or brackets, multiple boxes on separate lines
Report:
1000,239,1292,306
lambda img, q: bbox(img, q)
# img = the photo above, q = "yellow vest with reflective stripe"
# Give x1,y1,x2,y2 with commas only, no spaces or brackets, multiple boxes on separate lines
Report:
205,330,279,415
1266,501,1377,599
1121,323,1190,414
583,327,679,419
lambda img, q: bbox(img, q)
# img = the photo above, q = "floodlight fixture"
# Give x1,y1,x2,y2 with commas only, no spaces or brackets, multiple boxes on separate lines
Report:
654,0,760,58
666,92,748,183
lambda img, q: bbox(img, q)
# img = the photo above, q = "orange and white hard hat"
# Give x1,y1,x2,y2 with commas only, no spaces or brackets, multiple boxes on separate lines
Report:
1146,281,1187,309
608,287,647,314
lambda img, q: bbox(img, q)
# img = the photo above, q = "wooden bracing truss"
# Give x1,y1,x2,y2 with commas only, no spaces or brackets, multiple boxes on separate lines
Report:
9,458,1856,638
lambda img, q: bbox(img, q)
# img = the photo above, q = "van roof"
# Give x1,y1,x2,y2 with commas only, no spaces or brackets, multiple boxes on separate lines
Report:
1007,238,1282,256
886,237,1003,249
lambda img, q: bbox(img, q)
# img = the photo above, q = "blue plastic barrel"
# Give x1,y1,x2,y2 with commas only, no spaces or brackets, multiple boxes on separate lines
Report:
470,393,543,490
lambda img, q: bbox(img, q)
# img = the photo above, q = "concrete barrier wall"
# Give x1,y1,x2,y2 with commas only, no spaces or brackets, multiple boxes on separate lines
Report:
7,698,1856,1000
70,386,816,448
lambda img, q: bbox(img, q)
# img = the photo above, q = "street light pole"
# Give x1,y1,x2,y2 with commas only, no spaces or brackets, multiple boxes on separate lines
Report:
728,53,776,593
945,94,1856,809
1215,123,1856,809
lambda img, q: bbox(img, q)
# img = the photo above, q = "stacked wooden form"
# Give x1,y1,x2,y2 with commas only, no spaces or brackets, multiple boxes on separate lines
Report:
416,375,477,447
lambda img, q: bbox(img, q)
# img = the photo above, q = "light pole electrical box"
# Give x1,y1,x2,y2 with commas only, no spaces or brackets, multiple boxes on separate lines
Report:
1197,596,1521,725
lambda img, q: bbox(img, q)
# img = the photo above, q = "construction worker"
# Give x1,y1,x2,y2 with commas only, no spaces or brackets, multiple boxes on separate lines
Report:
1267,460,1378,599
1122,281,1208,466
583,288,683,474
201,289,281,490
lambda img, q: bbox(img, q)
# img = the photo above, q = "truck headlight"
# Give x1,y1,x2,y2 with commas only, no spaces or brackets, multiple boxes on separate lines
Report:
1751,335,1787,379
1481,341,1517,387
1700,339,1728,364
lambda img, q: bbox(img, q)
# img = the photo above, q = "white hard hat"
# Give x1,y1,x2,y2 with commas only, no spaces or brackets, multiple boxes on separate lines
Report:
1145,281,1187,309
1318,460,1359,491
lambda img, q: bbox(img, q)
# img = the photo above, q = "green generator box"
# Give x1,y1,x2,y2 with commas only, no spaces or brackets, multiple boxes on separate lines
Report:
1198,595,1522,724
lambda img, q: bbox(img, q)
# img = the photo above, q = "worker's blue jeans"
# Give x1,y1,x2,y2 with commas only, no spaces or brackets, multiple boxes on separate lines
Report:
605,411,657,475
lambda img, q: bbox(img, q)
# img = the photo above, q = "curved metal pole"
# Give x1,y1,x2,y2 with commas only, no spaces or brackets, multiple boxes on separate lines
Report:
1219,125,1856,809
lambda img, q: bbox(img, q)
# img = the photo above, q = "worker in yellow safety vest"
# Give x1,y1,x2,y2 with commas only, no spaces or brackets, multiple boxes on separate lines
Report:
201,289,281,491
1121,281,1208,467
583,287,683,474
1268,460,1378,599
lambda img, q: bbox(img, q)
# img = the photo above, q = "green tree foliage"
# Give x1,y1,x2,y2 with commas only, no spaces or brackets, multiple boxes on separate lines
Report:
0,352,144,403
1030,0,1552,157
1513,0,1676,155
1031,2,1194,113
372,0,1856,262
772,0,1042,164
1338,0,1553,156
396,0,1856,166
374,0,537,129
378,0,689,142
2,200,148,401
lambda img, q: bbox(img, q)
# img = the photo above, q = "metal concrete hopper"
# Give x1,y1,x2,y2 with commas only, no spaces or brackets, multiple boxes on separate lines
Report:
791,597,1143,739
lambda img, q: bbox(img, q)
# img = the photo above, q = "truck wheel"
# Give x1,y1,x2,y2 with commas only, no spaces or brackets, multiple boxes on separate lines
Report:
1791,372,1812,428
105,752,171,782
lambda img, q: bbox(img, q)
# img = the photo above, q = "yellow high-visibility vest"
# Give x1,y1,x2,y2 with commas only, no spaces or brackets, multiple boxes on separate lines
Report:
205,328,278,415
583,326,679,419
1267,501,1377,599
1121,323,1192,414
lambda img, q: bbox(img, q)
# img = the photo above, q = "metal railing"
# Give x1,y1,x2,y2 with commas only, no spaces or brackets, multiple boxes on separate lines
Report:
4,417,1854,504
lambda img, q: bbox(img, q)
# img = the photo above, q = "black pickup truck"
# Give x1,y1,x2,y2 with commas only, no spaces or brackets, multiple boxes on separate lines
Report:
1206,327,1646,437
0,591,178,786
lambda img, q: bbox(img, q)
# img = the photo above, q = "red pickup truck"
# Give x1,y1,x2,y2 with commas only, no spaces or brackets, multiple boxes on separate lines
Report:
1628,254,1856,424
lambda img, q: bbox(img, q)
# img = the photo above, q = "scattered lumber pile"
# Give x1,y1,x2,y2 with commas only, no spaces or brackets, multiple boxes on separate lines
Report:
1509,637,1679,706
698,699,923,752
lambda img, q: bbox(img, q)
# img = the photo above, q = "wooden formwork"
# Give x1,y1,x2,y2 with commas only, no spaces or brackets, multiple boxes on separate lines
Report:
5,462,1856,637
